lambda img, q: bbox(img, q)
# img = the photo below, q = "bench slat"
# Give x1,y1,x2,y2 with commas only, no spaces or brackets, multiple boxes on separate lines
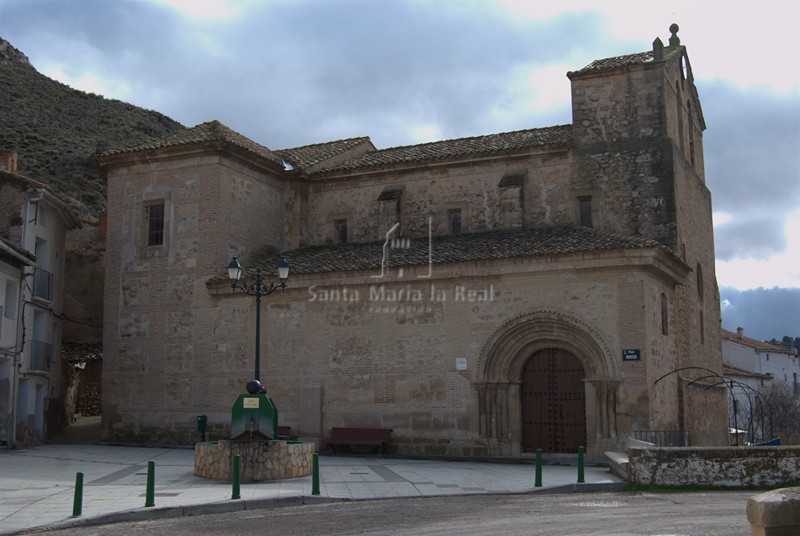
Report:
326,427,393,452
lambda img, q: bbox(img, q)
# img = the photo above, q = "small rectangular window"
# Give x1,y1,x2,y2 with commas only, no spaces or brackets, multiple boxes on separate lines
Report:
335,219,348,244
4,280,16,319
448,209,462,235
148,203,165,246
579,197,593,228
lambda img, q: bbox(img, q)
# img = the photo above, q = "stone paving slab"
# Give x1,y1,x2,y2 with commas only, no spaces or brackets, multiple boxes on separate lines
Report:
0,444,622,535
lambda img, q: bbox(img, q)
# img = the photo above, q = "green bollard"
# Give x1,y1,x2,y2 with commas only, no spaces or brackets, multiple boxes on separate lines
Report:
231,454,241,500
535,449,542,487
144,460,155,507
72,472,84,517
577,446,585,483
311,452,320,495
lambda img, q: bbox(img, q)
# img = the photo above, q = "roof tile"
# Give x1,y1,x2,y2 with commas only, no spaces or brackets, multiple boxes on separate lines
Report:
569,51,655,77
99,120,286,168
721,329,793,353
276,137,372,169
241,225,665,277
312,125,572,175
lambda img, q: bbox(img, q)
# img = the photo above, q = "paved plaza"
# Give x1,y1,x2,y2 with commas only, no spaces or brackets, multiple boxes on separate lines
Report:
0,443,622,534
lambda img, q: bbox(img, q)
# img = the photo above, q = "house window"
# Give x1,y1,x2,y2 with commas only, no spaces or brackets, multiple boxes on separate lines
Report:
579,197,593,228
448,209,462,235
147,203,165,246
661,293,669,336
335,219,348,244
4,280,16,319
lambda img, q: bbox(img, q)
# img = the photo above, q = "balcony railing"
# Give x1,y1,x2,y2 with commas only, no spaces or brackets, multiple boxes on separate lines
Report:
632,430,690,447
33,268,54,302
29,340,52,372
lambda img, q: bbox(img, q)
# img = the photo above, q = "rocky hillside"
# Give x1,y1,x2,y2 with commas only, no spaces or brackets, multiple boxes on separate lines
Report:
0,38,184,221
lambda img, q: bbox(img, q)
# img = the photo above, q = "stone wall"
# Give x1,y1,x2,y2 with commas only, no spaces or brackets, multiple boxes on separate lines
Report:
63,224,105,345
627,446,800,487
306,150,573,246
194,439,314,481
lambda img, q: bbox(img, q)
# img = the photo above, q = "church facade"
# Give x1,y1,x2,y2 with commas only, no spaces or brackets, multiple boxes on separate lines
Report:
97,27,727,457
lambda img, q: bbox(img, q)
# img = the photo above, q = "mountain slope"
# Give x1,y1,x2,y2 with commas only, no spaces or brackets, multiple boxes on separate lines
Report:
0,38,184,221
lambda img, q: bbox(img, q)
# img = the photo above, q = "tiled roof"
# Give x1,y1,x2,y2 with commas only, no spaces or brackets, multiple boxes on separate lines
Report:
312,125,572,175
98,120,286,168
571,51,654,76
568,46,684,78
0,235,35,263
721,329,793,354
0,168,50,190
241,225,664,277
723,363,772,380
276,137,372,169
97,122,572,176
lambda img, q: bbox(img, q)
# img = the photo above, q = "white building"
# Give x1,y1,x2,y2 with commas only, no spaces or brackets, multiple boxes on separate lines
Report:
721,327,799,444
0,150,81,446
722,327,799,394
0,237,35,444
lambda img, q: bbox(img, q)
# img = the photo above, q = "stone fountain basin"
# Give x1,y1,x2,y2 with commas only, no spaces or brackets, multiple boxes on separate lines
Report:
194,439,314,481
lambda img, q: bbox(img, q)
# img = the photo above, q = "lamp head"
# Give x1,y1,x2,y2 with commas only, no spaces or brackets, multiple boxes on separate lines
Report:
277,256,289,284
227,256,243,282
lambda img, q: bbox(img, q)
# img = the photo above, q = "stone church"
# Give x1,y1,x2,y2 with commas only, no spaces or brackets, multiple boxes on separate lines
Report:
96,26,727,457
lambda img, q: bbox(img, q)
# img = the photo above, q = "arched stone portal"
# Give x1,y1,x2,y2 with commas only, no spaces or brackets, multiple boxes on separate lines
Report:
476,310,621,456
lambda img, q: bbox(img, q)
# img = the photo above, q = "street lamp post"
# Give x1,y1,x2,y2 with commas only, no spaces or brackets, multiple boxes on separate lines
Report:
227,256,289,392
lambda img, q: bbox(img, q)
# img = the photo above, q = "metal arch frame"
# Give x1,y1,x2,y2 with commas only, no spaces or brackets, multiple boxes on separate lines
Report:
653,366,774,446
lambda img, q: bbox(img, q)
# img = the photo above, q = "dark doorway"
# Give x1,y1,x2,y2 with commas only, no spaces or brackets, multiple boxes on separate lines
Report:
521,349,586,453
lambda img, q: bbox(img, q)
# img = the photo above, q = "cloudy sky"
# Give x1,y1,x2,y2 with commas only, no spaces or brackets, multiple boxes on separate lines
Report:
1,0,798,339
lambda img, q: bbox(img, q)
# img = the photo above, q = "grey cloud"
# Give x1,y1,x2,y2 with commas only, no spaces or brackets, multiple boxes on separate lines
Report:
720,287,800,340
714,216,790,260
1,1,597,148
701,82,799,260
3,1,797,276
703,83,799,208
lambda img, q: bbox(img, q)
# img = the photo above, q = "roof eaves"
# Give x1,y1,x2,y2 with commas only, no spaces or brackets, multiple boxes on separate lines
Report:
222,225,665,279
0,237,35,265
310,125,573,177
96,120,287,170
0,169,50,191
567,51,656,79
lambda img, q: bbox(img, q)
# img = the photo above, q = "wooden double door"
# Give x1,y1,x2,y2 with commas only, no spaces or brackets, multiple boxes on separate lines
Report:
521,349,586,453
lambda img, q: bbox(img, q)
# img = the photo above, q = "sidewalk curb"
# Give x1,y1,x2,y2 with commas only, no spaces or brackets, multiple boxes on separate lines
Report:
8,495,352,535
10,482,627,534
529,482,627,494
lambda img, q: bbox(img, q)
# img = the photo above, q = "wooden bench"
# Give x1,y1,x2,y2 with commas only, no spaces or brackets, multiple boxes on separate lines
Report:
326,427,393,454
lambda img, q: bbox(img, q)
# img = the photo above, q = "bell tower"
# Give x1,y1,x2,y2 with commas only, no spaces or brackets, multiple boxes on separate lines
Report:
567,24,707,252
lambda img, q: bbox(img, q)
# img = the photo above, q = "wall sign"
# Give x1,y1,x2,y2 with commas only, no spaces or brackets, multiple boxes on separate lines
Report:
622,349,641,361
